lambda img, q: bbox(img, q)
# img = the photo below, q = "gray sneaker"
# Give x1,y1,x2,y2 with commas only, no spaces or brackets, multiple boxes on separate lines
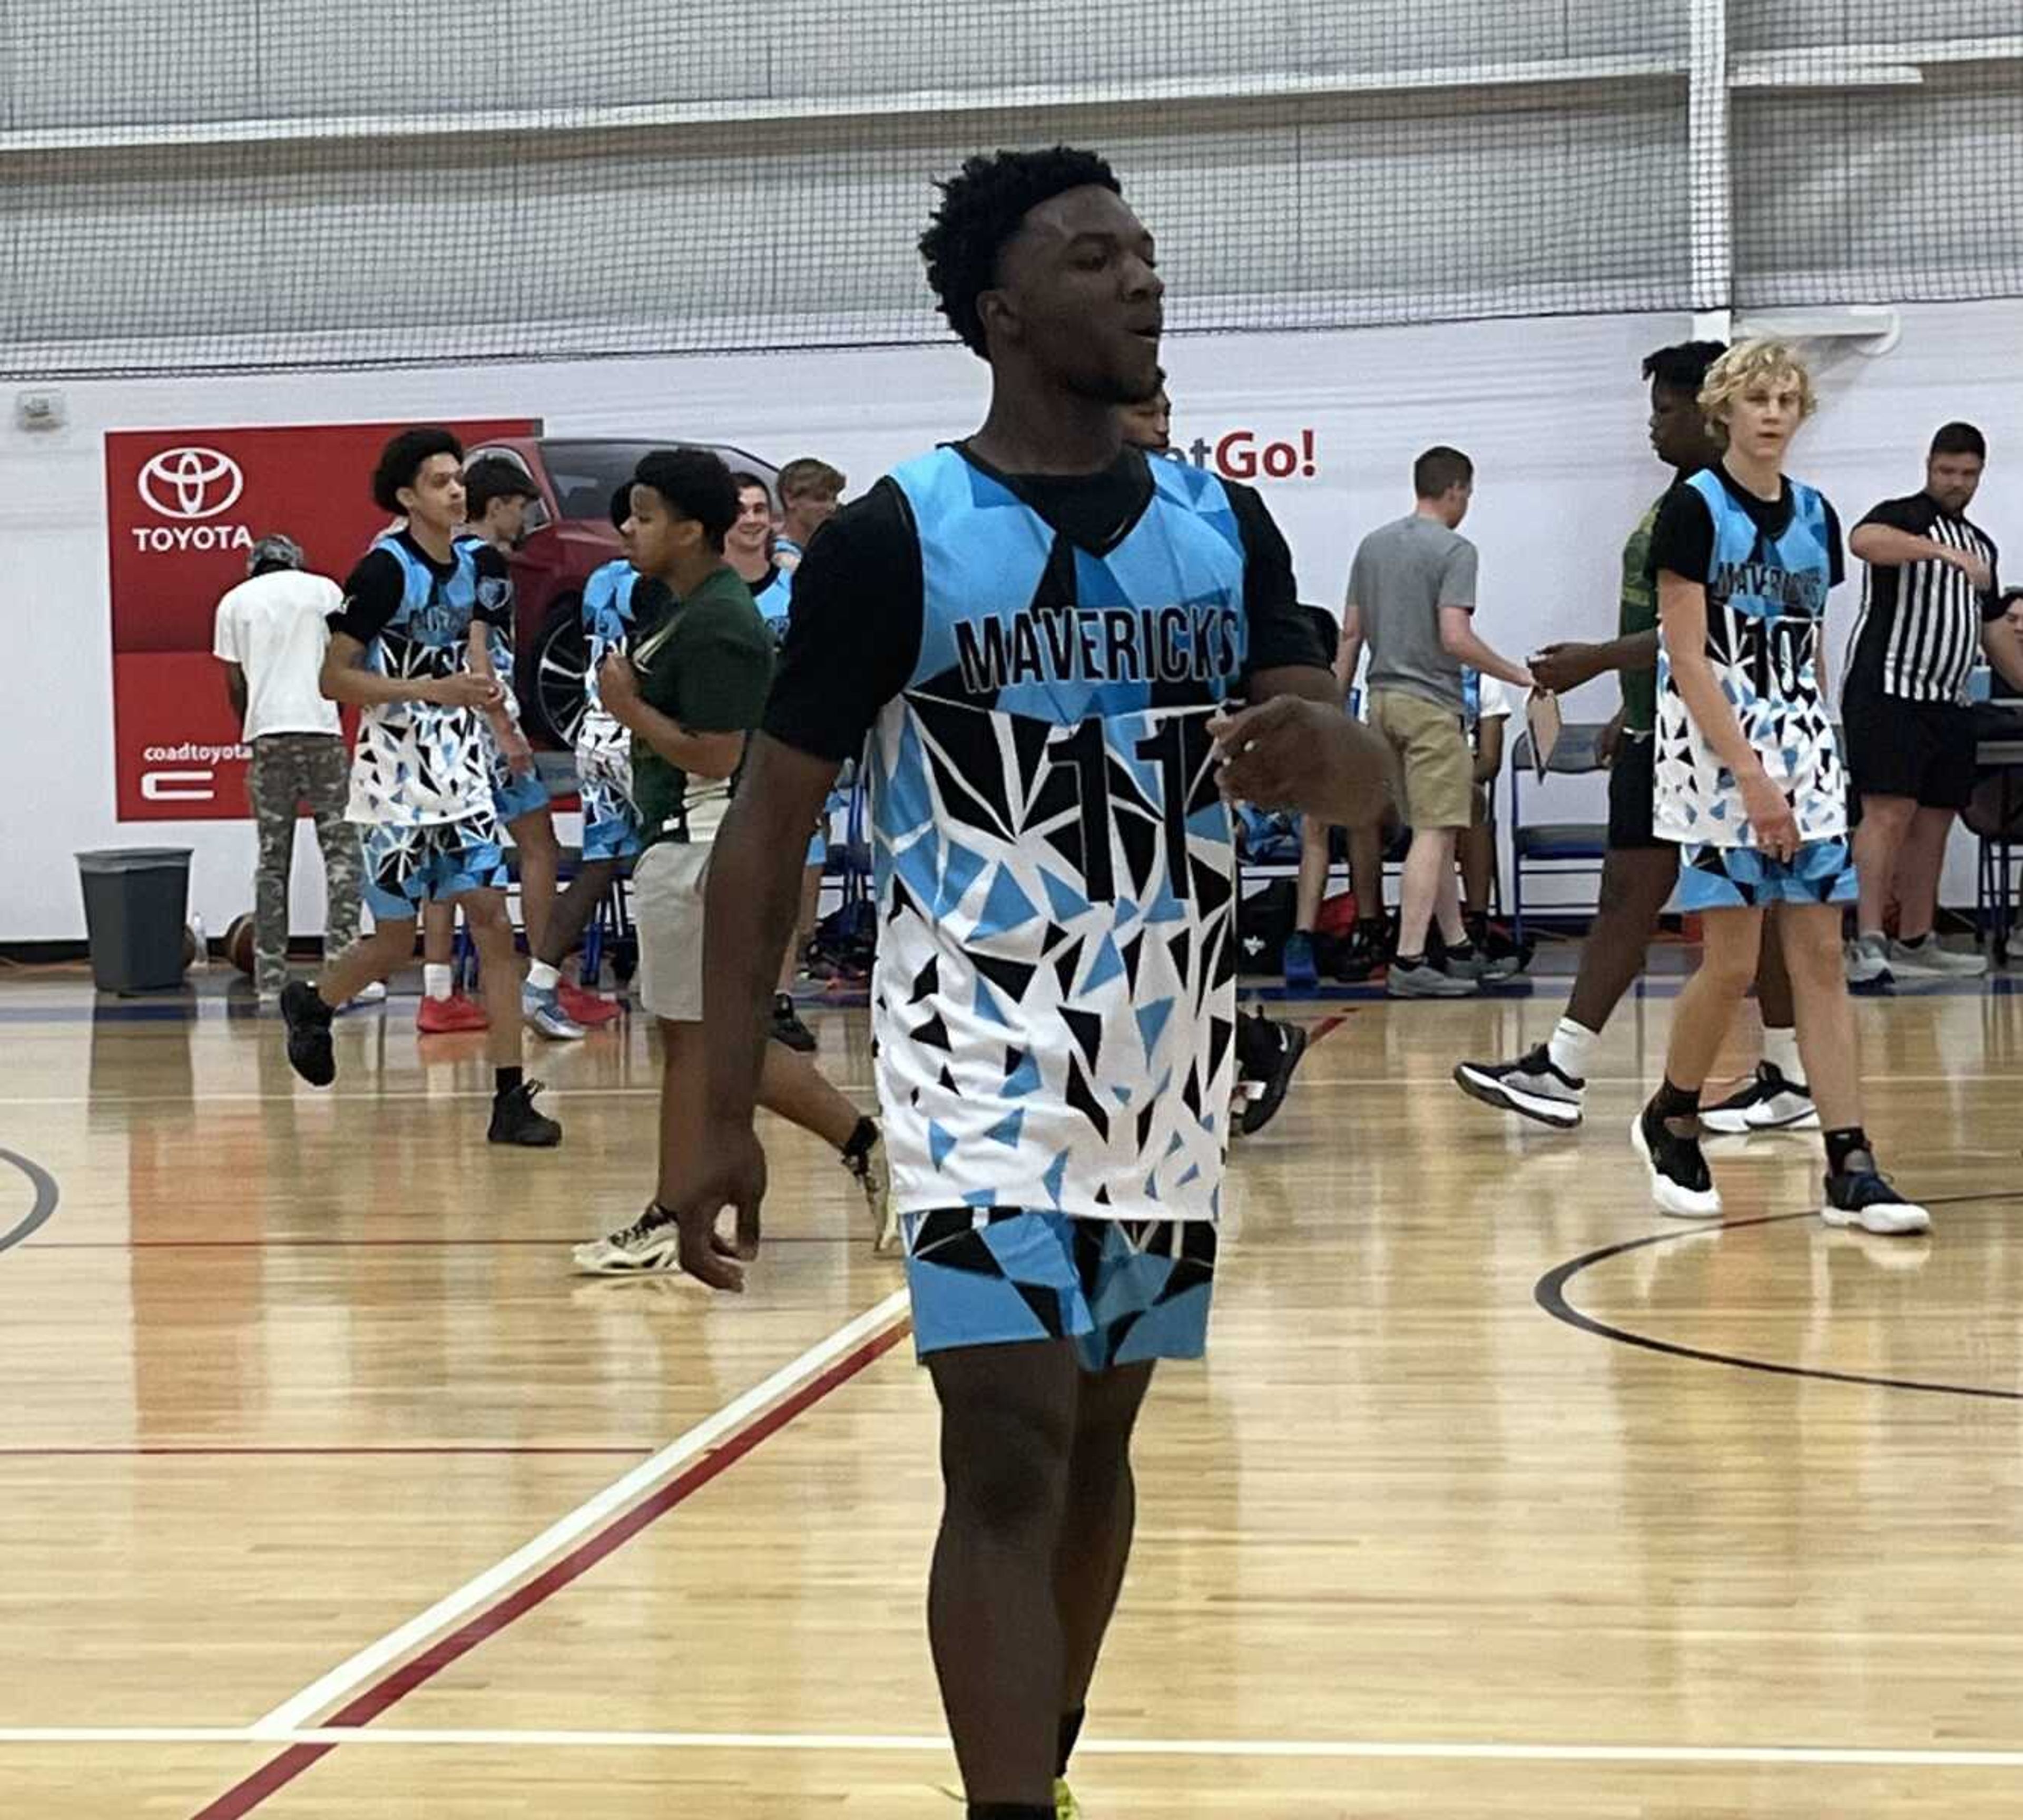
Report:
1388,960,1478,999
1885,935,1988,980
1845,932,1893,988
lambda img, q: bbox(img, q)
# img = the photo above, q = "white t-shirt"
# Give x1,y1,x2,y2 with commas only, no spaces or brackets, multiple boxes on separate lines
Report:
1472,674,1514,728
212,572,345,740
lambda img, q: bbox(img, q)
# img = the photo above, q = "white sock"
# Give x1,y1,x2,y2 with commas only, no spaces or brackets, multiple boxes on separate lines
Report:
1763,1026,1803,1084
527,959,561,992
1547,1017,1599,1083
423,963,453,1001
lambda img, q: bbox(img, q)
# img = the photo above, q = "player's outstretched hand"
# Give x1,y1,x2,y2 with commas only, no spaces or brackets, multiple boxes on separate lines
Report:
1529,642,1603,694
1210,697,1392,827
666,1123,769,1293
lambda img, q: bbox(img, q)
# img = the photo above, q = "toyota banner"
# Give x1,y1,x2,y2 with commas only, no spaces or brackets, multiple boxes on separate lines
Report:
105,419,532,821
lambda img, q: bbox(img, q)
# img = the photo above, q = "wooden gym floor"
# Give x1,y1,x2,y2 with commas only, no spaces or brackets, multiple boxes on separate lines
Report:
2,948,2021,1817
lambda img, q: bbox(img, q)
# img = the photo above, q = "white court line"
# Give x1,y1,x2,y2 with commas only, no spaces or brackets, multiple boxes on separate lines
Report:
7,1726,2023,1770
246,1287,910,1741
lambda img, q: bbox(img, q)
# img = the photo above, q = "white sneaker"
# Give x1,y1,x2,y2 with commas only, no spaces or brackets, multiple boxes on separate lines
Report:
523,984,586,1041
1632,1106,1724,1220
1845,933,1893,988
347,980,388,1006
1452,1044,1584,1129
573,1204,683,1275
1885,936,1988,980
1821,1170,1931,1237
1699,1062,1820,1135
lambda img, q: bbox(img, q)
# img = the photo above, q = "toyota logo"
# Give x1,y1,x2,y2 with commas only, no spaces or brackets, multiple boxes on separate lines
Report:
138,446,245,522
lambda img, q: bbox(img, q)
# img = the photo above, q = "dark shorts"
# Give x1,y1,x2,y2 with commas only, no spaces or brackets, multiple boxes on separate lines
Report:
1606,732,1668,850
1844,685,1978,812
902,1209,1216,1370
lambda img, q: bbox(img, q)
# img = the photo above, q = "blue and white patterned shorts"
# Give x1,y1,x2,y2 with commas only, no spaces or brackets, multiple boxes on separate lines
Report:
579,775,643,864
361,817,510,922
1675,837,1858,911
492,767,551,826
902,1209,1216,1369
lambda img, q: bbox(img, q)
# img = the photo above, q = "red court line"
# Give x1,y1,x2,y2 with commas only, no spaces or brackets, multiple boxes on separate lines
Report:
1306,1011,1352,1046
189,1315,911,1820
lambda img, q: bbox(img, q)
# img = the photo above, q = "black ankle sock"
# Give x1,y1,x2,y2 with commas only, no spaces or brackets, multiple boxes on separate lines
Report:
1448,938,1477,962
494,1065,524,1100
1056,1706,1086,1777
842,1115,877,1162
1395,952,1426,970
1824,1126,1872,1176
1651,1077,1700,1122
969,1806,1053,1819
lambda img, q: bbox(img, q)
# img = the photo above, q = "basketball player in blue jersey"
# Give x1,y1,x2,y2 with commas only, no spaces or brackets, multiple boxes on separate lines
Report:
1634,342,1924,1234
658,149,1389,1820
519,485,641,1030
730,468,826,1051
280,428,561,1146
452,458,575,1039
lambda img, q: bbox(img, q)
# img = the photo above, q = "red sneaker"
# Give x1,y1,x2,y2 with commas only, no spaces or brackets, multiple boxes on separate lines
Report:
416,991,490,1034
559,982,622,1026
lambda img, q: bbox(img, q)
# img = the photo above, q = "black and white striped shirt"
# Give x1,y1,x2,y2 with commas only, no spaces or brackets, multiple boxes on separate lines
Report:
1845,492,2001,706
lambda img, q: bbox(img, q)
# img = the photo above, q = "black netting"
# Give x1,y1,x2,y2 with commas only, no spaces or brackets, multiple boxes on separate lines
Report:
1,3,2018,378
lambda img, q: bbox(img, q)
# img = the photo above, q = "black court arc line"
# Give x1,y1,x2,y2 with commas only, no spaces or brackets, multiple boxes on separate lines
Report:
0,1149,60,1255
1535,1191,2023,1403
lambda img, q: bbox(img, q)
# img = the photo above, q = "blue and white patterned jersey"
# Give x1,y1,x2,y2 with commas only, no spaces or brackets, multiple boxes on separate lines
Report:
333,532,514,828
575,557,643,804
1652,467,1847,848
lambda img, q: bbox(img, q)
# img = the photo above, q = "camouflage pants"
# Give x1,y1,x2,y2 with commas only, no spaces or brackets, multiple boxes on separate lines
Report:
246,733,361,994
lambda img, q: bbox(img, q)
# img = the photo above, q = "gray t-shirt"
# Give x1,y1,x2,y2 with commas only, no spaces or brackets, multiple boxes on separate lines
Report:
1348,513,1479,712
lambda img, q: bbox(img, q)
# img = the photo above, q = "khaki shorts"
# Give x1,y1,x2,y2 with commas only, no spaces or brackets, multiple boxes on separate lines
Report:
1371,688,1475,830
632,839,712,1022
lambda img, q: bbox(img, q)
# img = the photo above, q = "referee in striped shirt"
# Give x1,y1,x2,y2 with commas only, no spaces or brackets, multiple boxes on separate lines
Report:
1844,422,2023,983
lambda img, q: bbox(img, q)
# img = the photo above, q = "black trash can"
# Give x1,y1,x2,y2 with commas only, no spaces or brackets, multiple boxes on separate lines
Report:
75,848,194,993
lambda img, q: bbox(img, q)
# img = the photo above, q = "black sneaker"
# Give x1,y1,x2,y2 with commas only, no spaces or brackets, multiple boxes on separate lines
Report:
280,980,336,1087
489,1080,562,1147
1332,922,1383,983
1478,923,1533,979
1821,1170,1931,1236
1235,1012,1310,1137
770,993,817,1053
1452,1043,1583,1129
1631,1100,1723,1219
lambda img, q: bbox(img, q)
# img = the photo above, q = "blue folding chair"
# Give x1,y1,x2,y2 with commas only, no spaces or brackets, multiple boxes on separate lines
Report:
1507,720,1610,946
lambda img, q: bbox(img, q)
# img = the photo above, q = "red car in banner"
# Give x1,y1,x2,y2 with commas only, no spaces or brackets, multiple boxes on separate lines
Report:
460,436,778,747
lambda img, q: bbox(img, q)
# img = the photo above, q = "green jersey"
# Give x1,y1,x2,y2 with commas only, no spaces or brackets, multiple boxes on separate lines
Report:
628,564,775,849
1619,496,1663,734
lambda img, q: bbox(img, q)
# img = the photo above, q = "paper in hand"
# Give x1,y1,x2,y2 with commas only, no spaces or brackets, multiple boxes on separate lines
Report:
1525,689,1563,781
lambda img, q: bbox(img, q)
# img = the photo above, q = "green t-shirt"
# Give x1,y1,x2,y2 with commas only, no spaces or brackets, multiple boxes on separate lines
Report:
1618,495,1663,733
628,564,775,848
